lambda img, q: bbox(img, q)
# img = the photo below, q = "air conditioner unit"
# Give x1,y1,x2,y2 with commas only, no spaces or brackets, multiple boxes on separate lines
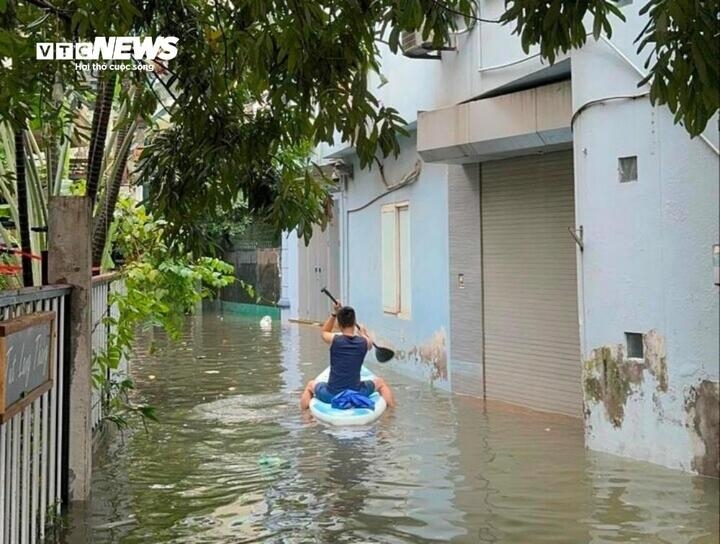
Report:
400,30,456,59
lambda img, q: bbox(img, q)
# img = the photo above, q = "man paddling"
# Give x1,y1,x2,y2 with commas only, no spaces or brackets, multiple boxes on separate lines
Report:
300,301,396,410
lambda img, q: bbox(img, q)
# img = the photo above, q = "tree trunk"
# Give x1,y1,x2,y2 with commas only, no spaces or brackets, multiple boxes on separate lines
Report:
85,72,116,205
91,123,135,267
15,129,33,286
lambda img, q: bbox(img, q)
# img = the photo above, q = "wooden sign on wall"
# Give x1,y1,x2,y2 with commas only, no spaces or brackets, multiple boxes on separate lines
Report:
0,312,55,423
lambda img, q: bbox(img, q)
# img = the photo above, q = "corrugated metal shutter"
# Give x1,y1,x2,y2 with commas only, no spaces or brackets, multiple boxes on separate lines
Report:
481,151,581,416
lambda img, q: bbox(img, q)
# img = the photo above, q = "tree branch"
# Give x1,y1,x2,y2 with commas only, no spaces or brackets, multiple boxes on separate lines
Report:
24,0,72,23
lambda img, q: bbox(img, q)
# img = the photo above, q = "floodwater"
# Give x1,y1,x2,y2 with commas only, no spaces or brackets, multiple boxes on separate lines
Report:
65,310,719,543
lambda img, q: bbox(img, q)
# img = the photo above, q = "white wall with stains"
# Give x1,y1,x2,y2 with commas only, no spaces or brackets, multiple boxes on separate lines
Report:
572,3,719,476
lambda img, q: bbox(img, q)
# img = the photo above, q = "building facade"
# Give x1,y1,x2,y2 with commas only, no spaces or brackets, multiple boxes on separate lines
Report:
280,1,719,477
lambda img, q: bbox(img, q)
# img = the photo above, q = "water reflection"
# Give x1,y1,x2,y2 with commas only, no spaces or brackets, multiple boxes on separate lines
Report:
64,311,719,543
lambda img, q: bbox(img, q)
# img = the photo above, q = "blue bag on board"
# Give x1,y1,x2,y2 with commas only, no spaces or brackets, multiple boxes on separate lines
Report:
330,389,375,410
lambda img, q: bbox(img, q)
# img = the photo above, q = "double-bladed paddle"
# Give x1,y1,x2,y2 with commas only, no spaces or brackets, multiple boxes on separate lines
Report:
320,288,395,363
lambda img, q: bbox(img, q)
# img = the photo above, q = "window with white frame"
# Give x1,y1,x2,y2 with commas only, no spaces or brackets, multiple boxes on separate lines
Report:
381,202,411,317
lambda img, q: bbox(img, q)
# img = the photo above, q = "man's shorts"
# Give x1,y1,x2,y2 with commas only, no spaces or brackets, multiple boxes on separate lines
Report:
314,380,376,403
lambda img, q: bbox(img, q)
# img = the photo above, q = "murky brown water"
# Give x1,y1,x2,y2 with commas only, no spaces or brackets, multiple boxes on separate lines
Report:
64,310,719,543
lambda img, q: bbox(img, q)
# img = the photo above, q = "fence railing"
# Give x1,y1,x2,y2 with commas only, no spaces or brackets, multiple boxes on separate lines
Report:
0,286,71,544
0,275,126,543
91,274,126,432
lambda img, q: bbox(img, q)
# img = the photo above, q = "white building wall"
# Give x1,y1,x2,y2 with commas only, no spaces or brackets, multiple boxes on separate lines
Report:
320,1,563,159
571,3,719,476
303,1,719,475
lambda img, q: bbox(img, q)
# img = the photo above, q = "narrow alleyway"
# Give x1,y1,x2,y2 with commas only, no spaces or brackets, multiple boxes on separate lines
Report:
64,310,719,543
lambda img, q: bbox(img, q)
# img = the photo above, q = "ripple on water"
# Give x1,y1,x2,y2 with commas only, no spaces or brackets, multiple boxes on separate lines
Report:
193,393,290,425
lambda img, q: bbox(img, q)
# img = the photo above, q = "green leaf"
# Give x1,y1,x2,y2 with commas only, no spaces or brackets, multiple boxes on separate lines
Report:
592,12,603,40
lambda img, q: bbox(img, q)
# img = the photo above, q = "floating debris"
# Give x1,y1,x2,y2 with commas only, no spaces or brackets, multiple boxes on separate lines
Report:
149,483,176,490
258,454,288,468
260,315,272,330
93,516,137,530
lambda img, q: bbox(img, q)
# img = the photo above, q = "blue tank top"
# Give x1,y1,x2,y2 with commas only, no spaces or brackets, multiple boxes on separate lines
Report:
327,334,369,394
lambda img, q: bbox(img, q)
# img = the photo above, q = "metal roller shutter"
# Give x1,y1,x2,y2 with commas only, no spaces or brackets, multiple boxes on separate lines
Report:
481,150,582,416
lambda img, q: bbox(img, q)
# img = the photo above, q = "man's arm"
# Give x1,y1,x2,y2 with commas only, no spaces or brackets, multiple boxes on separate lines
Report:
321,301,341,344
357,324,373,351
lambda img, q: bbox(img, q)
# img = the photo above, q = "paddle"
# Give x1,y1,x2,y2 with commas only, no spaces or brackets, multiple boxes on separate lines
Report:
320,288,395,363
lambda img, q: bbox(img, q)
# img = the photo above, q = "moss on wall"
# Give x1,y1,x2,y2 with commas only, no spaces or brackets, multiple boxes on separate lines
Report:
583,330,669,428
686,380,719,478
584,346,634,427
643,329,668,392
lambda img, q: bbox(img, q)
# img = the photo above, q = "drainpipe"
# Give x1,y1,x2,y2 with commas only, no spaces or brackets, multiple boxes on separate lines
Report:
479,172,486,399
343,175,350,303
574,150,588,359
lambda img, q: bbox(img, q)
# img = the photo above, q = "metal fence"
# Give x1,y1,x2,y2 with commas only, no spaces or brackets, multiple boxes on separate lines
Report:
90,274,127,431
0,286,71,544
91,279,107,431
0,275,126,543
220,247,280,305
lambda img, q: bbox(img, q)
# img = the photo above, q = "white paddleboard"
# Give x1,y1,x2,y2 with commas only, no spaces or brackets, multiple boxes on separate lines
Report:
309,366,387,426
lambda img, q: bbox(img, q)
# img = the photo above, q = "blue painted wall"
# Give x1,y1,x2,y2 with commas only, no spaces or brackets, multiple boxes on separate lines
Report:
341,133,451,387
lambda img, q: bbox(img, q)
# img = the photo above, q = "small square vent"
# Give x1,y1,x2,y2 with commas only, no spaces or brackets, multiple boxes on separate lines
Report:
619,156,638,183
626,332,644,359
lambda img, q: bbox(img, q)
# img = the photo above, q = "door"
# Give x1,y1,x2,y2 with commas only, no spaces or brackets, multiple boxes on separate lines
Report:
481,150,582,416
298,199,340,322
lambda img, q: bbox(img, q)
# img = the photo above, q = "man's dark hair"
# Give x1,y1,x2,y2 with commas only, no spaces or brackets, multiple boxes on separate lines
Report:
336,306,356,329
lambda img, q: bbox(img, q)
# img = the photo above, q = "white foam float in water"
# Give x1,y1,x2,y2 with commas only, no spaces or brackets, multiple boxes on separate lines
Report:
93,516,137,530
259,315,272,330
149,483,176,490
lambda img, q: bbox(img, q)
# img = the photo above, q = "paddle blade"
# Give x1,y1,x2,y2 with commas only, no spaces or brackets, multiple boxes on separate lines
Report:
374,345,395,363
